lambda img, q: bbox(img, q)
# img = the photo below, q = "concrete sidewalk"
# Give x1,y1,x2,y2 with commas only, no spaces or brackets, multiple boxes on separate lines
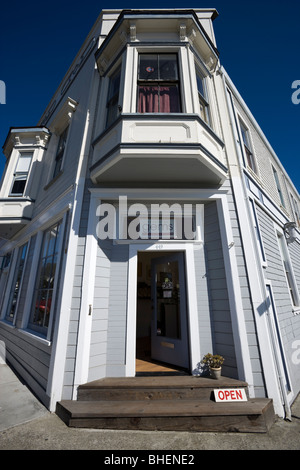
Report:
1,363,300,450
0,363,48,432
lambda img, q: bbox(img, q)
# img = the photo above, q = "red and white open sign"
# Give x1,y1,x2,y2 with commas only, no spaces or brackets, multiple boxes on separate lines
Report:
214,388,247,402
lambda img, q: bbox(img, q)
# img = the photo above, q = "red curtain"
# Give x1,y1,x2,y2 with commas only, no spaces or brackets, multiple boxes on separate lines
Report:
138,86,180,113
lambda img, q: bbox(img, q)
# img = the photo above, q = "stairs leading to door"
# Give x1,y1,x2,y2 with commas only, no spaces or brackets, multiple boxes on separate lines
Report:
56,376,275,433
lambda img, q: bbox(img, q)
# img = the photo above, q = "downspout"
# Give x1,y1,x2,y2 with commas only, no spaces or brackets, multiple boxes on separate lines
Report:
218,66,292,421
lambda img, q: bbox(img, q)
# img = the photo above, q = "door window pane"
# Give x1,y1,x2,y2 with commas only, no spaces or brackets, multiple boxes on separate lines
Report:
155,260,181,339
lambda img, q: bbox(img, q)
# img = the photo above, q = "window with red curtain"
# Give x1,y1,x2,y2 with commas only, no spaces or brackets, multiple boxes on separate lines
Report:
137,54,181,113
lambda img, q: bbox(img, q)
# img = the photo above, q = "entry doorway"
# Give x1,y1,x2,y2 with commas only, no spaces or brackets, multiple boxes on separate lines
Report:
136,251,189,373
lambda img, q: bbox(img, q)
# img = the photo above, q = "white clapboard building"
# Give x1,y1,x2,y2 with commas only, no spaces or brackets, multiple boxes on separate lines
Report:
0,9,299,422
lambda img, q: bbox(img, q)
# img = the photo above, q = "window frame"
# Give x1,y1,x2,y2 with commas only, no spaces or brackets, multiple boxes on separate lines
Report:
195,64,211,126
105,64,122,129
5,242,29,324
28,219,65,339
52,125,69,180
272,166,285,207
277,232,300,309
239,120,257,173
290,193,300,228
9,151,33,197
137,52,182,114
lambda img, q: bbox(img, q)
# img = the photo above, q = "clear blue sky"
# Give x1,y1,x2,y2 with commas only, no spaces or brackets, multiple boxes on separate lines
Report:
0,0,299,192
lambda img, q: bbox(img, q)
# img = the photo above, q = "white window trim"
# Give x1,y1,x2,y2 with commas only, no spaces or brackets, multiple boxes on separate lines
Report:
272,165,285,208
264,280,294,409
132,46,184,114
238,117,257,174
46,97,78,186
26,216,67,341
4,241,30,325
0,250,17,322
194,61,211,126
126,241,200,377
277,228,300,310
9,151,34,197
19,211,68,342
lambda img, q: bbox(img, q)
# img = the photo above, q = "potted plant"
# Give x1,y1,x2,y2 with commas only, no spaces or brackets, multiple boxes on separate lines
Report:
201,353,224,379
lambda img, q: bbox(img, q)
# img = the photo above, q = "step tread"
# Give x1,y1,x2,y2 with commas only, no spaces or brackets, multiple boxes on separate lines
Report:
78,376,248,390
58,398,272,419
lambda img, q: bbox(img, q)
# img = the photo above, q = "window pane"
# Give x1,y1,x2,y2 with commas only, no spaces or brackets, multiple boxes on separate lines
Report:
108,68,121,101
11,176,27,195
138,85,180,113
138,86,159,112
30,221,62,334
159,54,178,80
159,85,180,112
6,244,28,321
196,73,205,97
106,96,119,127
139,55,158,80
199,98,209,123
106,66,121,128
53,127,69,178
16,153,32,172
57,129,68,156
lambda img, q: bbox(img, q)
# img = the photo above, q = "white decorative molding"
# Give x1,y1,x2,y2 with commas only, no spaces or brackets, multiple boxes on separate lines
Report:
51,97,78,133
188,28,197,45
130,23,136,42
179,23,187,41
206,56,215,72
35,133,49,147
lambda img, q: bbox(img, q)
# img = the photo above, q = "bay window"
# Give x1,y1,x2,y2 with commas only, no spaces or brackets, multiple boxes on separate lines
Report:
138,53,181,113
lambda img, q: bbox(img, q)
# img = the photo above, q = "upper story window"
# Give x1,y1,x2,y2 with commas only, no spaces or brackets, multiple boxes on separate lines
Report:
272,166,285,207
239,121,257,173
10,152,33,196
137,53,181,113
195,66,210,125
106,65,121,128
53,125,69,179
290,194,300,228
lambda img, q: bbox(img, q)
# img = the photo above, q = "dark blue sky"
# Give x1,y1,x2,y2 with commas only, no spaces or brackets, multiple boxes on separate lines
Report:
1,1,299,192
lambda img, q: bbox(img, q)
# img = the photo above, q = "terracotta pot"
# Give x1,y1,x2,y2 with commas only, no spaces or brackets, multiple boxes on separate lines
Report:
210,367,221,379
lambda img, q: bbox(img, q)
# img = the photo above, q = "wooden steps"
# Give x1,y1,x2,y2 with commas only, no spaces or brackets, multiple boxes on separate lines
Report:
56,376,275,433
